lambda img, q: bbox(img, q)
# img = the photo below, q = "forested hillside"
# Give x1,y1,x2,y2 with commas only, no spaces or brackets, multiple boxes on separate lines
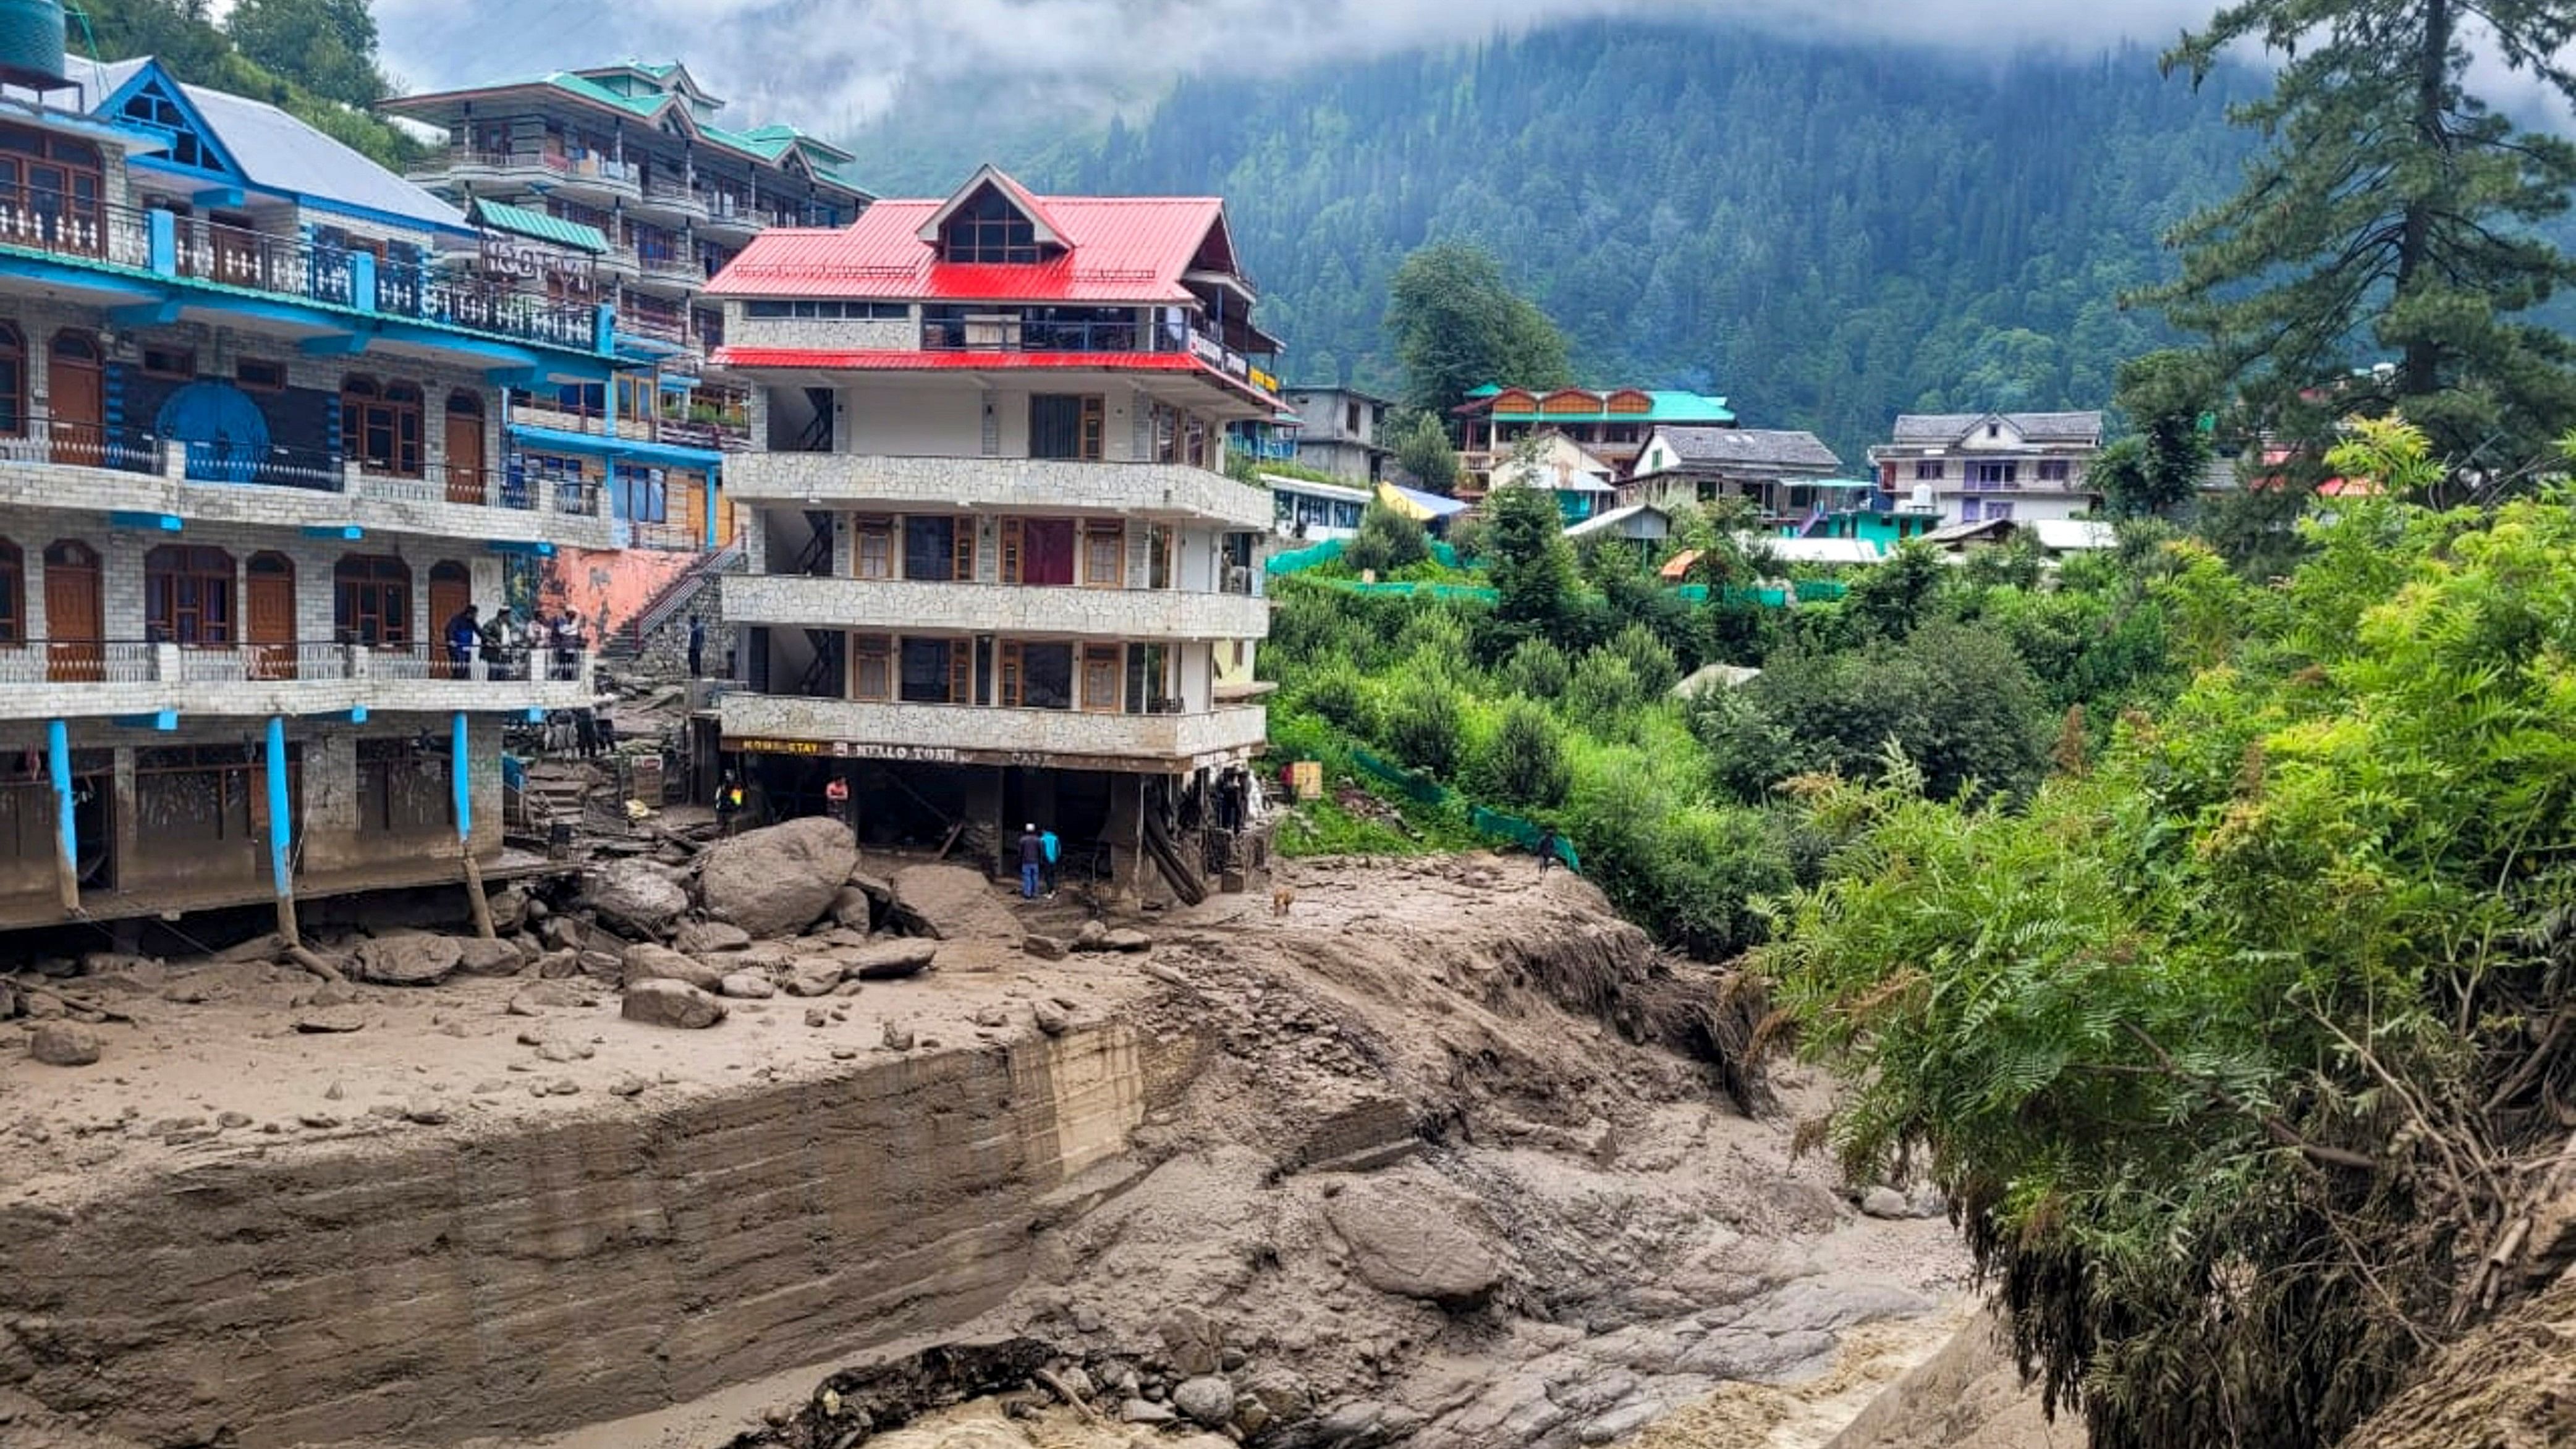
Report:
857,22,2261,458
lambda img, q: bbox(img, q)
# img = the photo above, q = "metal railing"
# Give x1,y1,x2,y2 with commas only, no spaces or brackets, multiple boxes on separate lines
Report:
0,641,157,685
0,201,602,353
0,419,165,475
358,462,539,511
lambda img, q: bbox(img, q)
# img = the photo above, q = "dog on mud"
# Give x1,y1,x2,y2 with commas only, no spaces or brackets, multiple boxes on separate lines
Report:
1271,883,1296,917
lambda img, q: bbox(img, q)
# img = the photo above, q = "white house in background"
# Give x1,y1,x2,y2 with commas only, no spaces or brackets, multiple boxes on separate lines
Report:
1268,475,1371,541
1868,411,2104,525
1488,431,1618,522
2032,518,2119,554
1621,425,1845,525
1564,503,1672,550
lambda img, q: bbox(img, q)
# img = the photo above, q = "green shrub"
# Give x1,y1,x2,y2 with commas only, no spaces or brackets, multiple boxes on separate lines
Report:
1608,621,1681,698
1295,656,1378,737
1470,698,1572,810
1504,636,1572,699
1566,648,1644,720
1343,499,1432,577
1382,672,1464,777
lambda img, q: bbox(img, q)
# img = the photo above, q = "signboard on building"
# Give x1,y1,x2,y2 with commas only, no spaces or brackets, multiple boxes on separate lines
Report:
479,239,598,299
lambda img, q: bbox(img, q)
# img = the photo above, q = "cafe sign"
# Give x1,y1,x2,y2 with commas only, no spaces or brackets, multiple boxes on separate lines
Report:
479,238,598,298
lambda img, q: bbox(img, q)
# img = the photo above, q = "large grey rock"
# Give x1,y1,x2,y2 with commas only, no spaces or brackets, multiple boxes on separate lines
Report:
1579,1400,1664,1444
889,863,1022,942
350,934,463,987
699,817,860,939
846,938,938,981
1104,927,1153,954
1859,1186,1910,1220
28,1021,101,1066
718,971,777,1000
619,942,725,992
486,884,532,935
829,885,875,932
1172,1376,1237,1429
621,979,726,1029
454,939,528,977
1323,1176,1507,1307
673,919,754,956
784,960,845,998
583,861,689,938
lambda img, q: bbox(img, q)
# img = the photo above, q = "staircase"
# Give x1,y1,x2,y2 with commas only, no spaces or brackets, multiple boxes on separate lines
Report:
602,541,744,663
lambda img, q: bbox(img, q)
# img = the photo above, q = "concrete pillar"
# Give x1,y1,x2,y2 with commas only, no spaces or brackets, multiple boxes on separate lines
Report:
1104,774,1145,896
47,718,75,913
265,716,299,945
451,711,472,845
965,766,1004,879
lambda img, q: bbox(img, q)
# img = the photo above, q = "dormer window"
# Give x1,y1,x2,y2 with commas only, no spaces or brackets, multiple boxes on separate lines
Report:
943,185,1042,264
1986,423,2001,439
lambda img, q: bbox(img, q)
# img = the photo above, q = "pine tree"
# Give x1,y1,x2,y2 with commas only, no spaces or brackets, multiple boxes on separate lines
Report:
1383,242,1570,418
2145,0,2576,487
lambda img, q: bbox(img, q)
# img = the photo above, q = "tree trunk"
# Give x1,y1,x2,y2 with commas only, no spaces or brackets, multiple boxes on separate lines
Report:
2397,0,2455,400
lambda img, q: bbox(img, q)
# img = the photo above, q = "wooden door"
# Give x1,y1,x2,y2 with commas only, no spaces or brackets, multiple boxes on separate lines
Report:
426,562,469,680
245,553,296,681
443,394,486,505
43,540,101,683
49,331,101,466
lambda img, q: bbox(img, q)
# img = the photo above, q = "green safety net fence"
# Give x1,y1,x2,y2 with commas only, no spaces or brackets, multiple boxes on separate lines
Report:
1267,537,1468,576
1347,748,1579,872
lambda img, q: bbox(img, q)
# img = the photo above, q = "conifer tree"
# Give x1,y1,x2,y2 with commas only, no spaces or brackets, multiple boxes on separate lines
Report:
2144,0,2576,487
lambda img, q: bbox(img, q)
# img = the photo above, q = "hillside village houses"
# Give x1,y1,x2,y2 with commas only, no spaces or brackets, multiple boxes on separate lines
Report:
1451,382,1734,490
0,32,621,932
1866,410,2107,524
1620,424,1846,526
1282,383,1391,483
698,163,1279,897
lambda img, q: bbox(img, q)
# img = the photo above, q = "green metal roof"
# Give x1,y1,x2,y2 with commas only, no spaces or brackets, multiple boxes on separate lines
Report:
472,198,609,254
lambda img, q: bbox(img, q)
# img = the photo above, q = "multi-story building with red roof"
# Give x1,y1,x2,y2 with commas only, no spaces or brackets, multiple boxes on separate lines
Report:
700,166,1281,897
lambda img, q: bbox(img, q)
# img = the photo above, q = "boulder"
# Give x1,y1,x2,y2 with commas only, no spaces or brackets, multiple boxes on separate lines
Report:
454,939,528,977
1323,1176,1508,1307
507,980,598,1014
718,971,777,1000
350,934,464,987
847,868,896,905
535,950,583,980
1859,1186,1910,1220
621,979,726,1029
1022,934,1069,961
1105,927,1153,954
1033,1000,1071,1036
829,885,875,932
674,920,754,956
28,1021,101,1066
619,942,726,992
889,863,1023,943
582,860,689,939
1173,1377,1237,1429
1073,920,1111,952
487,884,532,935
575,949,625,985
784,960,845,999
699,817,860,939
292,1007,367,1034
540,916,588,952
881,1020,915,1051
846,938,938,981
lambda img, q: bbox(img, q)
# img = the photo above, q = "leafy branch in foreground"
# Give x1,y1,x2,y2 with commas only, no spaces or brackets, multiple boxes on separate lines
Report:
1761,499,2576,1449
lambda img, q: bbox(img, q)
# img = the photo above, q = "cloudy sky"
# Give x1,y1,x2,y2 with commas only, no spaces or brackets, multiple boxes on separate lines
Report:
374,0,2217,134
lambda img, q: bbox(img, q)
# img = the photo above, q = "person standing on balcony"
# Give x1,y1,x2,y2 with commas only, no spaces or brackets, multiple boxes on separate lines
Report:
548,611,580,683
687,614,706,678
444,604,480,680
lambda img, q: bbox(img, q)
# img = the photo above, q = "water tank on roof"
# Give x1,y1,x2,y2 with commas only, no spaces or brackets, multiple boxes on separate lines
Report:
0,0,67,90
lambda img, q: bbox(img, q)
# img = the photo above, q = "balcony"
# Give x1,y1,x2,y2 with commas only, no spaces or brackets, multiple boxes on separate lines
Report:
728,574,1269,641
633,177,710,226
724,455,1274,530
0,200,609,360
698,196,763,241
720,691,1266,772
630,247,703,295
0,421,613,549
0,640,600,720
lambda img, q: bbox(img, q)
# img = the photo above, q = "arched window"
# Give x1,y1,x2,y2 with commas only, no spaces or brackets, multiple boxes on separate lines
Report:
341,375,423,476
0,324,22,438
145,544,235,646
0,538,20,644
333,554,412,647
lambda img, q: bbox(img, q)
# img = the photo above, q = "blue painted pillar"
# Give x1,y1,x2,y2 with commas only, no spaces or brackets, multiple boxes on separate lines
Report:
350,251,378,314
146,208,177,276
47,719,76,913
265,716,300,944
704,465,720,549
451,711,472,845
594,305,616,356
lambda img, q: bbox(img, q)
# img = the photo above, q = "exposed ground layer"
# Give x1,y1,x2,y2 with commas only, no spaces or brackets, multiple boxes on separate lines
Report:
0,858,1967,1449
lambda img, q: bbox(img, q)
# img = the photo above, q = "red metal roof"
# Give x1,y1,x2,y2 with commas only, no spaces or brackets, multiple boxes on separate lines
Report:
709,347,1277,408
705,191,1232,305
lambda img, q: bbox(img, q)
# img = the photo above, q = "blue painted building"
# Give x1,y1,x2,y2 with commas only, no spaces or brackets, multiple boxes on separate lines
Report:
0,20,622,934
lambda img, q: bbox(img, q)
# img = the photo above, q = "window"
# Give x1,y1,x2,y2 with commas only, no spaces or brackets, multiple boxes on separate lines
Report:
1345,401,1362,434
854,515,894,580
333,554,412,647
1146,524,1176,590
744,300,910,320
1125,642,1171,714
1987,501,2015,520
141,345,195,379
1080,643,1121,712
1986,423,2001,439
1970,462,2018,489
0,538,19,644
119,80,219,172
2037,459,2071,483
852,633,892,700
901,515,972,582
0,323,19,436
357,737,450,834
1000,641,1074,709
1030,394,1105,461
0,122,103,245
899,637,970,704
1083,520,1125,587
135,744,263,847
941,185,1041,263
1004,517,1076,585
145,544,234,645
235,358,285,392
609,464,667,523
342,376,423,476
1914,460,1944,481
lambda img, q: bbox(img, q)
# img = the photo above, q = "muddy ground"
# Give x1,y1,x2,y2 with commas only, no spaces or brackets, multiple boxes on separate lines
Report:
2,855,1968,1449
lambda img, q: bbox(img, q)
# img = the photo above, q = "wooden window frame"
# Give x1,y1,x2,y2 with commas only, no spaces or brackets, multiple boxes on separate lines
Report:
144,543,235,646
235,358,286,392
0,323,20,439
341,375,425,478
332,554,413,648
854,514,894,580
140,345,196,380
852,633,892,701
1079,643,1122,714
1082,520,1125,589
0,536,20,646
